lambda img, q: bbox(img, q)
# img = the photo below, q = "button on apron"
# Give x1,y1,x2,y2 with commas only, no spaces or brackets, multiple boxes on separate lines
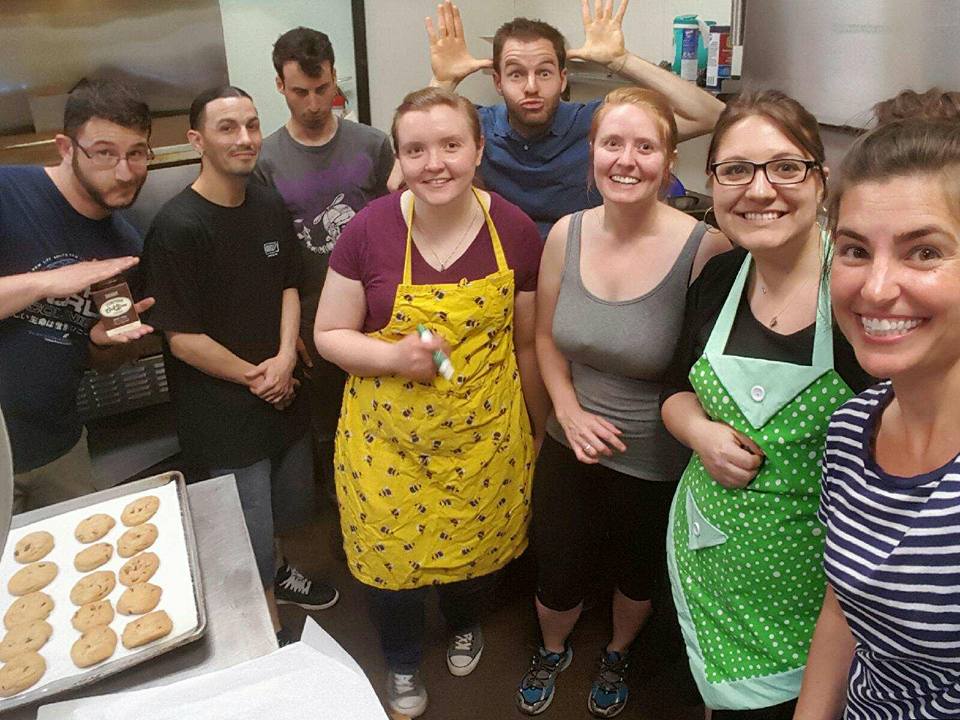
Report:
750,385,765,402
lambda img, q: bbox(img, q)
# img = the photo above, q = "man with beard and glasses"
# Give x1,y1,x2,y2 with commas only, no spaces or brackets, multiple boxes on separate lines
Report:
0,79,155,512
427,0,724,238
252,28,393,602
143,86,337,644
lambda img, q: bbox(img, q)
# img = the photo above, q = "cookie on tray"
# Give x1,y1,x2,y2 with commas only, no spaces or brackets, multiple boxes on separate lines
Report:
0,620,52,662
121,610,172,649
117,583,162,616
0,651,46,697
118,552,160,587
4,592,54,630
121,495,160,526
71,600,114,632
117,523,158,558
13,532,54,564
69,571,115,606
74,514,115,543
7,562,58,596
70,625,117,668
74,542,114,572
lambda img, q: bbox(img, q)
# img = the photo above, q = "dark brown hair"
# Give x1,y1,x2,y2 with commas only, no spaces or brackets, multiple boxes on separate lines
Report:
272,27,335,79
64,79,151,139
189,86,252,130
706,90,825,173
390,87,482,154
873,87,960,126
492,18,566,73
828,118,960,232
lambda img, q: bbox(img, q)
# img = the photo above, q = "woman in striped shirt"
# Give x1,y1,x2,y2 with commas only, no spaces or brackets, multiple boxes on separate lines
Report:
796,112,960,717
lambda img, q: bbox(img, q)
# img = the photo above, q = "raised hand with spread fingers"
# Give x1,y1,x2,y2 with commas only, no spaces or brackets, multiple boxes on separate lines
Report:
567,0,630,67
426,1,493,90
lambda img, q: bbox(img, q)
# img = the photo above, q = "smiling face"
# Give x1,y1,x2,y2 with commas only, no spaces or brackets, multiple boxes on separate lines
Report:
68,118,150,211
710,115,824,253
188,96,261,178
395,104,483,208
493,37,566,137
831,175,960,382
590,103,671,205
276,60,338,133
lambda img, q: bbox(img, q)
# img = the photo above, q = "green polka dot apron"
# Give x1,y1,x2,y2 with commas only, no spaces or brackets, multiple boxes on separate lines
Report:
666,254,853,709
335,188,534,590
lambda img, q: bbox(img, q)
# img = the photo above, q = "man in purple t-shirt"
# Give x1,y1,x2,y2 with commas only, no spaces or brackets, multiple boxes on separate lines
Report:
253,27,394,612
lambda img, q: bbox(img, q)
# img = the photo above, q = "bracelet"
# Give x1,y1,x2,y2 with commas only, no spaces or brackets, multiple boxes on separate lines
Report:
607,54,628,74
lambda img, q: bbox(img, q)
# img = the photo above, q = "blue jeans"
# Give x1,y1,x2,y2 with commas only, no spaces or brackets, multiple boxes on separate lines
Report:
212,433,315,586
367,571,499,673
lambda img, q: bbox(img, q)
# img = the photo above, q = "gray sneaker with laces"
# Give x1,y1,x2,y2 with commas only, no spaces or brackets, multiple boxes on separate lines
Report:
386,669,428,718
447,626,484,676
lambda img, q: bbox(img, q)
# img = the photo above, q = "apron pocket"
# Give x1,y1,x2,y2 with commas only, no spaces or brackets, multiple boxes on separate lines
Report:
686,489,728,550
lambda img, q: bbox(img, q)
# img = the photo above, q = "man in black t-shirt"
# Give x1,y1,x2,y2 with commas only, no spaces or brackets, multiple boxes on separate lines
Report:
143,87,338,641
0,80,155,512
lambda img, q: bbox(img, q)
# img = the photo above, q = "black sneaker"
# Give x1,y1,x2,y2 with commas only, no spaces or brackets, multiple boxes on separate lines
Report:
274,564,339,610
588,648,629,717
276,625,298,647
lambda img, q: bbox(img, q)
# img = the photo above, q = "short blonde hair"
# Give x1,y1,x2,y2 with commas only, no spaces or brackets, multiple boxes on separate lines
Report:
390,87,481,154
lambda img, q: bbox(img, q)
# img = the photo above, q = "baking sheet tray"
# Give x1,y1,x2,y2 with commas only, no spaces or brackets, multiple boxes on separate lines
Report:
0,472,205,713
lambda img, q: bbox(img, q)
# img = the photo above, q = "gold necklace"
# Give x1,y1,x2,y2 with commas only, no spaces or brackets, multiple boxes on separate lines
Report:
416,204,480,271
759,277,813,328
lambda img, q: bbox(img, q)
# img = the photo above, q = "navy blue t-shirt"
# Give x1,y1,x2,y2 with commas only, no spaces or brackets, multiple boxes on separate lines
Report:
0,165,141,472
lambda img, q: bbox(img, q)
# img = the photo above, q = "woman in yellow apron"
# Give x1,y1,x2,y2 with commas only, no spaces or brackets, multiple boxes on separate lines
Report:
314,87,547,718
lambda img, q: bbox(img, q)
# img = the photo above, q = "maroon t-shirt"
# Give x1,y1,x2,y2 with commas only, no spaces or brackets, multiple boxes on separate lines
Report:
330,190,543,332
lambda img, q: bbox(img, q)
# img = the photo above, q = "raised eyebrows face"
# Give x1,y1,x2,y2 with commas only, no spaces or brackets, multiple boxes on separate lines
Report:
190,96,262,178
494,37,566,137
69,117,150,212
831,175,960,383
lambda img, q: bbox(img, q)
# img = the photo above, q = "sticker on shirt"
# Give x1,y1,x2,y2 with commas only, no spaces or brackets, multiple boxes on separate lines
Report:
263,241,280,258
10,253,100,345
295,193,356,256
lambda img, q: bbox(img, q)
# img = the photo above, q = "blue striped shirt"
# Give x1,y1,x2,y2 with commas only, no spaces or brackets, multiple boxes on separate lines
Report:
819,382,960,718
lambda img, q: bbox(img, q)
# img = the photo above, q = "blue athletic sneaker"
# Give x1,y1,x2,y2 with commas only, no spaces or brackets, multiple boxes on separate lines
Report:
516,645,573,715
587,649,629,717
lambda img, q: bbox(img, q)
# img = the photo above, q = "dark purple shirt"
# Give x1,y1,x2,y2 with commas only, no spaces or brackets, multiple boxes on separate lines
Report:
330,190,543,333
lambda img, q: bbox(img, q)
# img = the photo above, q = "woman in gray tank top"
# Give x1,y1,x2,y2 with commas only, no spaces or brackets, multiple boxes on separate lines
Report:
516,88,729,717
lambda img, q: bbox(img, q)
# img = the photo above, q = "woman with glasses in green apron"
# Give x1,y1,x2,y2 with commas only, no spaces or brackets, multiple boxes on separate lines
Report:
660,91,872,718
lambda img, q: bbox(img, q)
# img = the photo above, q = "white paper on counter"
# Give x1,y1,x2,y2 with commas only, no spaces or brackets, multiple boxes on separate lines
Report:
37,617,388,720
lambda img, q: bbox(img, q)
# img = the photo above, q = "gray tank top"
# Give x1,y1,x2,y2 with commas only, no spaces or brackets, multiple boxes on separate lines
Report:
546,211,707,481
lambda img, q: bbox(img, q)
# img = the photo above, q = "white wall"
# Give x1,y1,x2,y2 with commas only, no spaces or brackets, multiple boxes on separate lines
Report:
219,0,357,136
364,0,516,136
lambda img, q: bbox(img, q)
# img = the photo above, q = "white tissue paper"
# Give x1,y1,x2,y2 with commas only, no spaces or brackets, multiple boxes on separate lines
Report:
36,617,388,720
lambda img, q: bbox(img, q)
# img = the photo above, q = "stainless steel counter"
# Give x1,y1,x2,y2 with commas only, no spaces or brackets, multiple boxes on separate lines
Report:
8,475,276,719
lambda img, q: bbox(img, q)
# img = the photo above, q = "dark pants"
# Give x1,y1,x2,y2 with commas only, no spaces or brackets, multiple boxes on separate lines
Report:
713,699,797,719
366,571,499,673
532,434,677,611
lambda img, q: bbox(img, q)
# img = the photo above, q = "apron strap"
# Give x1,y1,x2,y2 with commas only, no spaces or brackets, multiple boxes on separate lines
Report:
402,187,506,285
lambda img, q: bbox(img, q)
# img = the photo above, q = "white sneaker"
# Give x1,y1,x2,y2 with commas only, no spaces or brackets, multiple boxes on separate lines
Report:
386,669,428,717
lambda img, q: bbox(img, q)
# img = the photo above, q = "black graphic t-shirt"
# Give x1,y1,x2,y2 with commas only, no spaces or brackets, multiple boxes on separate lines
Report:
142,183,307,468
0,165,141,472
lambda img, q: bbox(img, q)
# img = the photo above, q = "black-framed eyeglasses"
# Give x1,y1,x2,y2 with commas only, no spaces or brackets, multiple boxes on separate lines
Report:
710,158,821,186
71,138,155,169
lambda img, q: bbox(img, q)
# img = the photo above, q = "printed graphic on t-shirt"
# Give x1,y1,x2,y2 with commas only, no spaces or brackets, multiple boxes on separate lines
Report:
12,253,99,345
296,193,355,256
272,157,375,257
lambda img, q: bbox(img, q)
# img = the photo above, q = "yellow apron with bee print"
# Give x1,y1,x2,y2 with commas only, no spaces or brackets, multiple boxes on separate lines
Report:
334,188,534,590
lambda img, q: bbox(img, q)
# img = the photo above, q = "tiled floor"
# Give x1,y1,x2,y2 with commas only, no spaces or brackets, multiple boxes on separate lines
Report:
279,502,705,720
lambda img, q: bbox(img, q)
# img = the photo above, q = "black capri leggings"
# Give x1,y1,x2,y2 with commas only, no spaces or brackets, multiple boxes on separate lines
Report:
532,434,678,612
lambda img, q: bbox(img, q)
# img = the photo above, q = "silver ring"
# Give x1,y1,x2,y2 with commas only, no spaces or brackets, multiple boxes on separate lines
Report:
583,443,593,453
